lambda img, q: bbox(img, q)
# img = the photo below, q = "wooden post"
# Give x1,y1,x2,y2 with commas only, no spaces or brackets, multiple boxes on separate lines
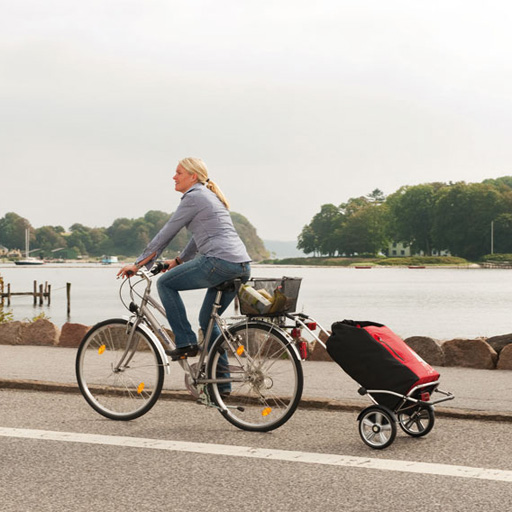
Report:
47,284,51,305
33,280,37,305
39,284,43,306
66,282,71,316
7,283,11,306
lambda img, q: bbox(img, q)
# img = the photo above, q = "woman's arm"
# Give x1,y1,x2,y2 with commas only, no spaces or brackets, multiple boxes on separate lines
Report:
136,194,197,267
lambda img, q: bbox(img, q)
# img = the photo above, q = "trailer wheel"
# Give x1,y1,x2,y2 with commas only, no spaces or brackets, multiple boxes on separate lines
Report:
398,405,435,437
358,405,397,449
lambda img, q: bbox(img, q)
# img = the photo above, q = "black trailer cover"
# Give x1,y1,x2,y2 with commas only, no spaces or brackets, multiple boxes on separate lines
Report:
326,320,439,409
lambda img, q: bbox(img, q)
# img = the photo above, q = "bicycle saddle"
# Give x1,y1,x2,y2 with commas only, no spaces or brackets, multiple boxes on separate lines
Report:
215,279,241,292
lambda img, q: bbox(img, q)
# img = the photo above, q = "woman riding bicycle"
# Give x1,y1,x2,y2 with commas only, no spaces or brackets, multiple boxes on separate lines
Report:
118,157,251,363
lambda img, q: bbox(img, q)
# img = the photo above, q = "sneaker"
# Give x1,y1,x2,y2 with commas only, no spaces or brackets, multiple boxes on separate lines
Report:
165,344,199,361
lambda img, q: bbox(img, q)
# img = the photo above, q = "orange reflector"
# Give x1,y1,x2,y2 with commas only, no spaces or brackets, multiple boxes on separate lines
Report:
137,383,145,394
237,346,245,355
98,344,106,355
262,407,272,417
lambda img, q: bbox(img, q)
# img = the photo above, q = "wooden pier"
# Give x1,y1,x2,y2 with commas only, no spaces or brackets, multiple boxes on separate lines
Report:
1,280,51,306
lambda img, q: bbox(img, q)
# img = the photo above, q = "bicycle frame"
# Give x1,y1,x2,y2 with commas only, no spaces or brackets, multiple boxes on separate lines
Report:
124,269,296,390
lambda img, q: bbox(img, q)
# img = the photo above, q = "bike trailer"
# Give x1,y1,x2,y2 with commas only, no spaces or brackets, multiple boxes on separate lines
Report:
326,320,440,409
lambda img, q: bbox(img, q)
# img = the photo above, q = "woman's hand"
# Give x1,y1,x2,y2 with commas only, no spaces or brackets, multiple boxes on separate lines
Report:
117,264,139,279
161,259,178,272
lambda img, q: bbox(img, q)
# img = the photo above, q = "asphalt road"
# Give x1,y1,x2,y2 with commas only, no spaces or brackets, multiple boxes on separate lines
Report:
1,389,511,512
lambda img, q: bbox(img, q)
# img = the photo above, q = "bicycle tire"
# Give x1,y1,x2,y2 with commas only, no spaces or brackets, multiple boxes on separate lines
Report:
76,318,165,421
206,321,303,432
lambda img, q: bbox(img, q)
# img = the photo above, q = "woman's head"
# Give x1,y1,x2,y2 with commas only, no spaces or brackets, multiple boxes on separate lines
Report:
178,157,209,183
177,157,230,209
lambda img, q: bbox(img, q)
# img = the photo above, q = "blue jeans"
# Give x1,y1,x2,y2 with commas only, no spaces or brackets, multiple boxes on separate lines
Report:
157,255,251,348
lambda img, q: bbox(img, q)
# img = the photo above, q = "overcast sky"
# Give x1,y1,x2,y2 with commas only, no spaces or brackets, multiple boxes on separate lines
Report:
2,1,512,241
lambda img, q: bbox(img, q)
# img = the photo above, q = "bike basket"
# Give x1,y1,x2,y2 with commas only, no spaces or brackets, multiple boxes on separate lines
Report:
238,277,302,316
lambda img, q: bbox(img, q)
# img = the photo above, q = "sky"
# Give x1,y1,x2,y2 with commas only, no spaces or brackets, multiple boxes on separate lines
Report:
1,1,512,242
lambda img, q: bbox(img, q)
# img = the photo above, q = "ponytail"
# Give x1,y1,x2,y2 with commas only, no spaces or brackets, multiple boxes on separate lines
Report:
205,179,230,209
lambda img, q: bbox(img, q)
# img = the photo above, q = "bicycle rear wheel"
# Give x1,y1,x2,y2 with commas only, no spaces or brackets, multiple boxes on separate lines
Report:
207,321,303,432
76,318,164,420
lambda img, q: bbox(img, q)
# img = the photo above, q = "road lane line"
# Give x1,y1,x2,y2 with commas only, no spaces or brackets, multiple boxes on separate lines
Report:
1,427,511,483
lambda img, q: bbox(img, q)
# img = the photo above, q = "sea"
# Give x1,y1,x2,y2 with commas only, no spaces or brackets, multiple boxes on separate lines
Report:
1,263,511,340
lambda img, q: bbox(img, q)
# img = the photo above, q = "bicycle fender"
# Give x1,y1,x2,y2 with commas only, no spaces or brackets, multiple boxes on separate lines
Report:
228,319,302,361
122,316,171,375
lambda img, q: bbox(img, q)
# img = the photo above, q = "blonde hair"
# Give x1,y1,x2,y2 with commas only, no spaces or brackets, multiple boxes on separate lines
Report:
178,157,230,209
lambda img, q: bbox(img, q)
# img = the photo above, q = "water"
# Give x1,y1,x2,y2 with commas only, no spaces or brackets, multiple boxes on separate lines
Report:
1,263,512,340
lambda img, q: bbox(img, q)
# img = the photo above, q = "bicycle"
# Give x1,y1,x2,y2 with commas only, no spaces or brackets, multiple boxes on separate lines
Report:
75,263,325,432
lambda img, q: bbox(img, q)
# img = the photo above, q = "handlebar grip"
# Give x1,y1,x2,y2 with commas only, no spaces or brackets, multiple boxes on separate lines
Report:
150,261,170,275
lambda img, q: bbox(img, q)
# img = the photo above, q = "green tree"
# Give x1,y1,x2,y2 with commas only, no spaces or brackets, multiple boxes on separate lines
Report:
0,212,32,250
297,225,319,256
144,210,170,236
310,204,344,257
34,226,68,257
386,183,446,255
432,182,505,259
298,196,390,257
106,218,135,256
68,224,109,257
340,203,390,256
482,176,512,191
366,188,386,203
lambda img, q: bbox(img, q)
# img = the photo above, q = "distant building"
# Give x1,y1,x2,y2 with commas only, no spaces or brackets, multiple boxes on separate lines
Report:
389,242,411,257
388,242,450,257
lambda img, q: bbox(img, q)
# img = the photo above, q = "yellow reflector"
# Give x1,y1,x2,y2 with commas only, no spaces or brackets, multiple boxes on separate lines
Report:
137,382,145,394
236,345,245,355
262,407,272,417
98,344,106,355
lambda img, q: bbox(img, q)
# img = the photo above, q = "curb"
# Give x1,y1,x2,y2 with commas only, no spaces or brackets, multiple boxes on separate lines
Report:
1,378,511,423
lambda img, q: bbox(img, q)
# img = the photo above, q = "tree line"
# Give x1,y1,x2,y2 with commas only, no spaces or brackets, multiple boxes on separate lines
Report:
0,210,268,261
297,177,512,260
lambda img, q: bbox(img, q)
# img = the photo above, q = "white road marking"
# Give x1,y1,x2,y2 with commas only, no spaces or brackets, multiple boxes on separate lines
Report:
1,427,511,483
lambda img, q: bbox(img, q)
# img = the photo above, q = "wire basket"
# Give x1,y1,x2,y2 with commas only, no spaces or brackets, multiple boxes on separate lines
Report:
238,277,302,316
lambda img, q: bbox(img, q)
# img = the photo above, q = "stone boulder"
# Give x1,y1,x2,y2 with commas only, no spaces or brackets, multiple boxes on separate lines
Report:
442,338,497,369
0,321,28,345
58,322,91,348
21,319,60,346
404,336,445,366
486,334,512,355
307,329,333,362
497,343,512,370
308,340,332,361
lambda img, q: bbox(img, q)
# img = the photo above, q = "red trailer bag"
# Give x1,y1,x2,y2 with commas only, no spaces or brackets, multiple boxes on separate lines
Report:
326,320,440,409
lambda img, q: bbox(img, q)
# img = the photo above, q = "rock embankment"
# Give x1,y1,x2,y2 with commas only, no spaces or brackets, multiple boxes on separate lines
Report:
307,328,512,370
0,319,89,348
1,319,511,370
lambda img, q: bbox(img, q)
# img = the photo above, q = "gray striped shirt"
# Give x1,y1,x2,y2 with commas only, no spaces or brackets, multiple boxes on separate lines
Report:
136,183,251,267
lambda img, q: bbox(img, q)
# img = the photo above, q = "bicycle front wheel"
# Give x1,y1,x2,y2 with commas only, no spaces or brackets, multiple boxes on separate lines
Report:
76,318,165,420
207,321,303,432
